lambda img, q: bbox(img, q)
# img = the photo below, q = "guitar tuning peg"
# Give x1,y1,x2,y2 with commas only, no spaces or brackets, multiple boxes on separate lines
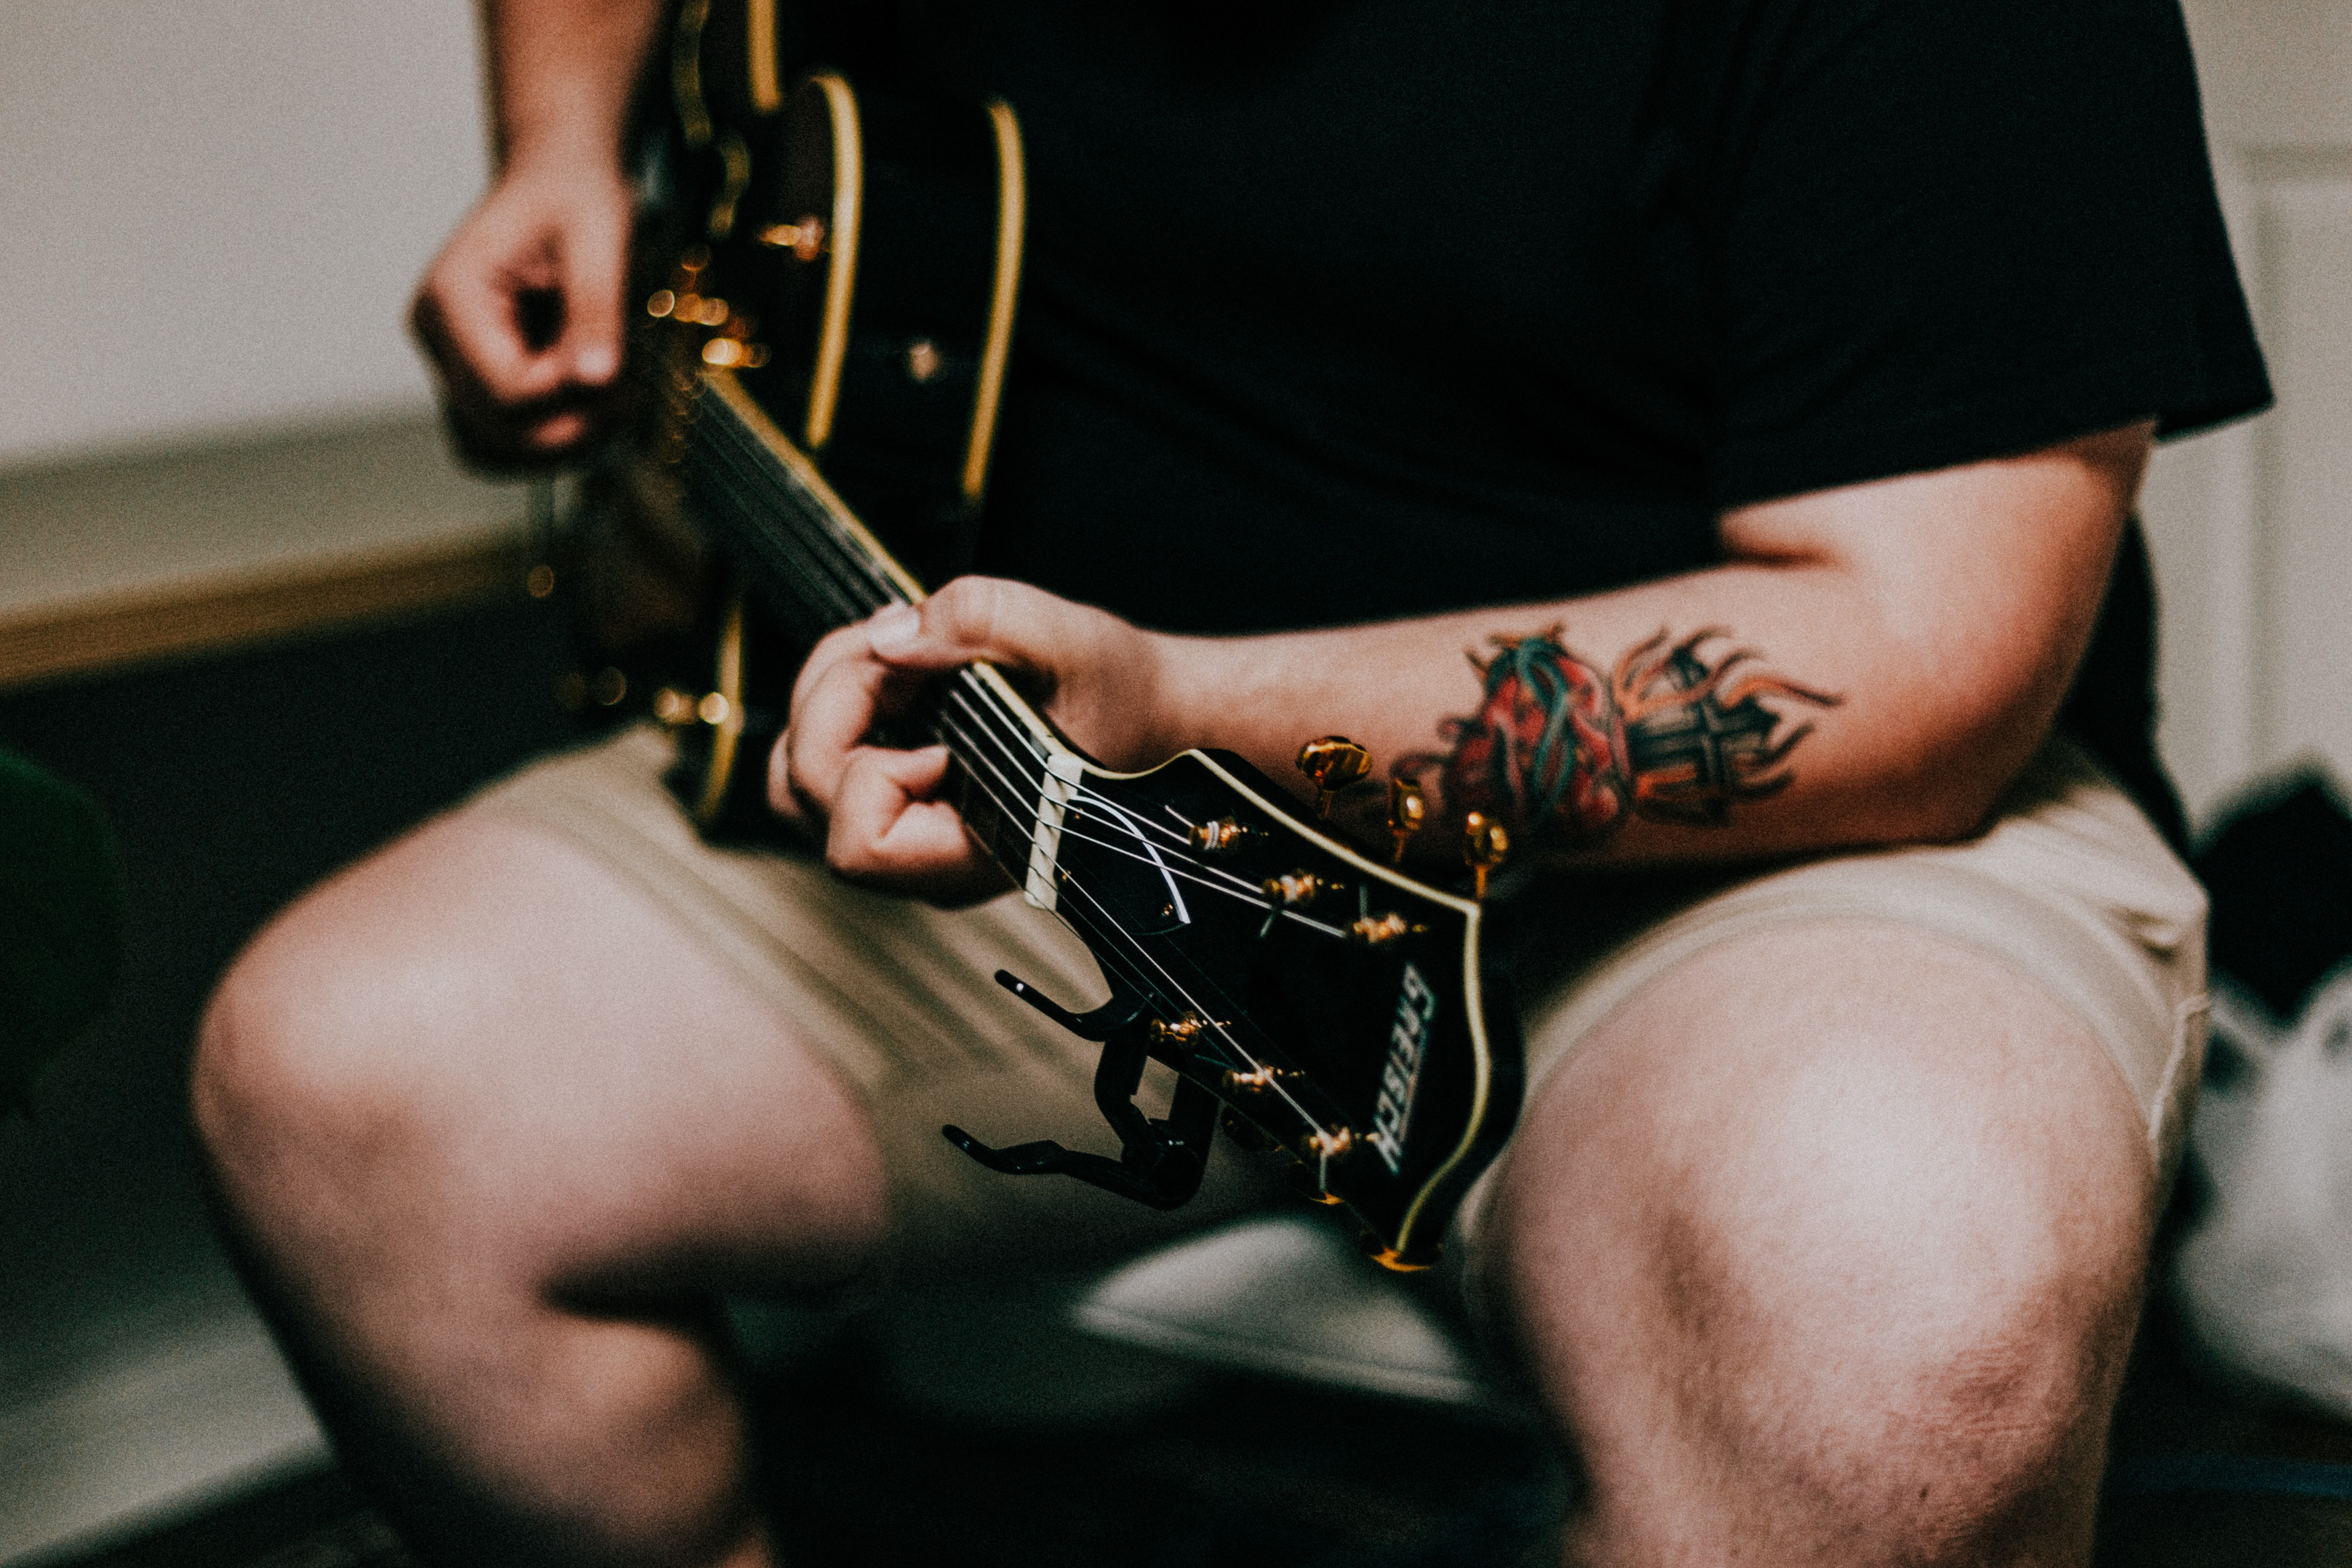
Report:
1188,815,1256,855
1296,736,1371,819
1463,811,1509,901
1388,776,1427,863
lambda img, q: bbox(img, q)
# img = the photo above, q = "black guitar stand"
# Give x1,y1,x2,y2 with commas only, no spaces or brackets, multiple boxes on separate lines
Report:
942,971,1220,1210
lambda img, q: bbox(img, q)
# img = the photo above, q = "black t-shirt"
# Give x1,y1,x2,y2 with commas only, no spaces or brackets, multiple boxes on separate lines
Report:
863,0,2270,838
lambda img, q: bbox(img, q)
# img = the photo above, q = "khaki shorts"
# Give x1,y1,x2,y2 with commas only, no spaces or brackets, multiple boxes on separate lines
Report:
466,726,2207,1270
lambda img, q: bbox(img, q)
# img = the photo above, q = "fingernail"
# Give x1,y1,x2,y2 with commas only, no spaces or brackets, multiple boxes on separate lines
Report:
575,343,618,382
867,603,921,652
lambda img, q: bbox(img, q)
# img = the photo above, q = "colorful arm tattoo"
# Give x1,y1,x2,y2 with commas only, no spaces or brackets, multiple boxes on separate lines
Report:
1401,626,1841,850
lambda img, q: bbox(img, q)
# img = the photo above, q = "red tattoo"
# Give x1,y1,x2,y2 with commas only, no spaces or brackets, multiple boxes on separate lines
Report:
1402,626,1841,850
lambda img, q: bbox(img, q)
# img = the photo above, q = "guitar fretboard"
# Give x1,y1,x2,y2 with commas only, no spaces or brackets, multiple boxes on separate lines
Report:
680,372,1066,897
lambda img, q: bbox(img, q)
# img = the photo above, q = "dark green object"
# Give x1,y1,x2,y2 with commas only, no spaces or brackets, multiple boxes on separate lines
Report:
0,748,123,1114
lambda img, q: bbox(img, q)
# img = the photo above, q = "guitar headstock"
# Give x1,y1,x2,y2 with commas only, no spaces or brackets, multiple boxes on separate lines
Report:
950,727,1525,1270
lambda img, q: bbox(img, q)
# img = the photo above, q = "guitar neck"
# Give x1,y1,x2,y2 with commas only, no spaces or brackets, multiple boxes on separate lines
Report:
683,369,1071,902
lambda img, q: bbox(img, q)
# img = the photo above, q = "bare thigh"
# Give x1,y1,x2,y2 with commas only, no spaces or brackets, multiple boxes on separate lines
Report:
1479,920,2156,1567
194,810,886,1559
199,808,888,1304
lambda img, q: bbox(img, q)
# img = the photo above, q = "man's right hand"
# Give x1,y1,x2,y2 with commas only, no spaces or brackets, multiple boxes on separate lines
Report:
410,159,634,470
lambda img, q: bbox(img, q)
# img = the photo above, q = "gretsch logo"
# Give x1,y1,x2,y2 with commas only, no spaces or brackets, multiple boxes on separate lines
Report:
1368,963,1436,1175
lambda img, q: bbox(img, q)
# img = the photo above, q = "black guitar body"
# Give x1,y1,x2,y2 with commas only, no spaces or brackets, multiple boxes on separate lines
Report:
643,0,1020,834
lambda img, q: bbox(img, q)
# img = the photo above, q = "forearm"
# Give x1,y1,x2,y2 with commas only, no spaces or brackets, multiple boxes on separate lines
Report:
480,0,667,173
1157,429,2144,870
1171,570,1973,869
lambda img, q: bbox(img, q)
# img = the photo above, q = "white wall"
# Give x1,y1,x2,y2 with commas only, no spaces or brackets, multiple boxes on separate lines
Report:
2144,0,2352,825
0,0,491,469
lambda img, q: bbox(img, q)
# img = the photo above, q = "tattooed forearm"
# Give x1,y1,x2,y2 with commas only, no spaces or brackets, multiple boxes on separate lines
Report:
1399,626,1841,850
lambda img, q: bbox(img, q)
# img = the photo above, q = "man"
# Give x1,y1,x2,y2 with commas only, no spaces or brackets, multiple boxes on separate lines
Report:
194,0,2268,1563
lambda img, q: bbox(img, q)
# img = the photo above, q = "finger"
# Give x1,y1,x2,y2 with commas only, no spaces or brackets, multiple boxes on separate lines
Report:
422,231,571,411
411,225,584,468
789,621,886,721
784,655,895,817
410,322,588,471
826,746,1000,898
558,188,630,388
766,730,812,831
862,578,1099,677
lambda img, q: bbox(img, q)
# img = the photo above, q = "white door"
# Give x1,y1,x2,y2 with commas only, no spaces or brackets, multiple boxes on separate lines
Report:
2145,0,2352,824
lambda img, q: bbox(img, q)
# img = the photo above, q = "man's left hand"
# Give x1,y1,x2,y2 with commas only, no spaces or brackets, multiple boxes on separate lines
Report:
769,577,1186,902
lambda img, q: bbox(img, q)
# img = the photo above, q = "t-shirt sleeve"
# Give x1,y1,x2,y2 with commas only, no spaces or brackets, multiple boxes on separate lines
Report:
1696,0,2272,508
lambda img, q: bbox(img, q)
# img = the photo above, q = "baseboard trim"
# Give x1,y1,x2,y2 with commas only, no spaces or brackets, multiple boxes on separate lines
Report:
0,534,528,694
0,1316,329,1568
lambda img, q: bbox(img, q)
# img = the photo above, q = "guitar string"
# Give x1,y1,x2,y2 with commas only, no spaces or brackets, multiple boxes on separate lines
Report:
702,412,1217,900
931,694,1341,1140
695,419,895,625
691,411,903,639
1084,793,1271,899
689,406,1185,1016
699,401,1365,919
688,392,1347,1145
1035,828,1335,1141
694,418,874,620
932,685,1276,917
928,739,1196,1032
919,702,1182,1010
938,669,1274,902
935,677,1300,906
929,705,1269,1033
922,674,1353,1144
933,698,1331,930
700,400,902,615
940,690,1320,928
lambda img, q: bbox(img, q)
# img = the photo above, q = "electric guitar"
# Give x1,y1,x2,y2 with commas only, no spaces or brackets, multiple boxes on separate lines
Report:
626,3,1524,1268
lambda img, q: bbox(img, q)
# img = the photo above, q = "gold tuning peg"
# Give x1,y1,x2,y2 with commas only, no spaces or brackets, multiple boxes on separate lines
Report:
1388,776,1427,863
1296,736,1371,819
1463,811,1509,900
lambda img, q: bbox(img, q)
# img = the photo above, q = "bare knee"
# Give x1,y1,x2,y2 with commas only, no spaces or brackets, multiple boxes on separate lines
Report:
194,868,446,1272
1487,923,2155,1563
1634,1142,2140,1555
194,814,892,1300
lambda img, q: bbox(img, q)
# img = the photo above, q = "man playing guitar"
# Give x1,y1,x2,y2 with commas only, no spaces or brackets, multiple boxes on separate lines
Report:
197,0,2267,1562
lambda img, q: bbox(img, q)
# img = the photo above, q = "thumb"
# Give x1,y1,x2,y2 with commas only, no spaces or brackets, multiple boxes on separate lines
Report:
559,196,629,387
865,578,1086,675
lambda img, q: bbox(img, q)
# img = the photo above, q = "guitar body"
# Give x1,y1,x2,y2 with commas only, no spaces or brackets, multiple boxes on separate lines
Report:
632,2,1524,1266
641,4,1022,831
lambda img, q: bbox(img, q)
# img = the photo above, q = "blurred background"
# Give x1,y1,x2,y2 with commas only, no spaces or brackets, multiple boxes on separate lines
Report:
1,1,2350,1565
0,4,554,1562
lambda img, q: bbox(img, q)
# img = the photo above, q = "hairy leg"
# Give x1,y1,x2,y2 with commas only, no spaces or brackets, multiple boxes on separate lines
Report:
1483,921,2156,1567
194,813,889,1568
